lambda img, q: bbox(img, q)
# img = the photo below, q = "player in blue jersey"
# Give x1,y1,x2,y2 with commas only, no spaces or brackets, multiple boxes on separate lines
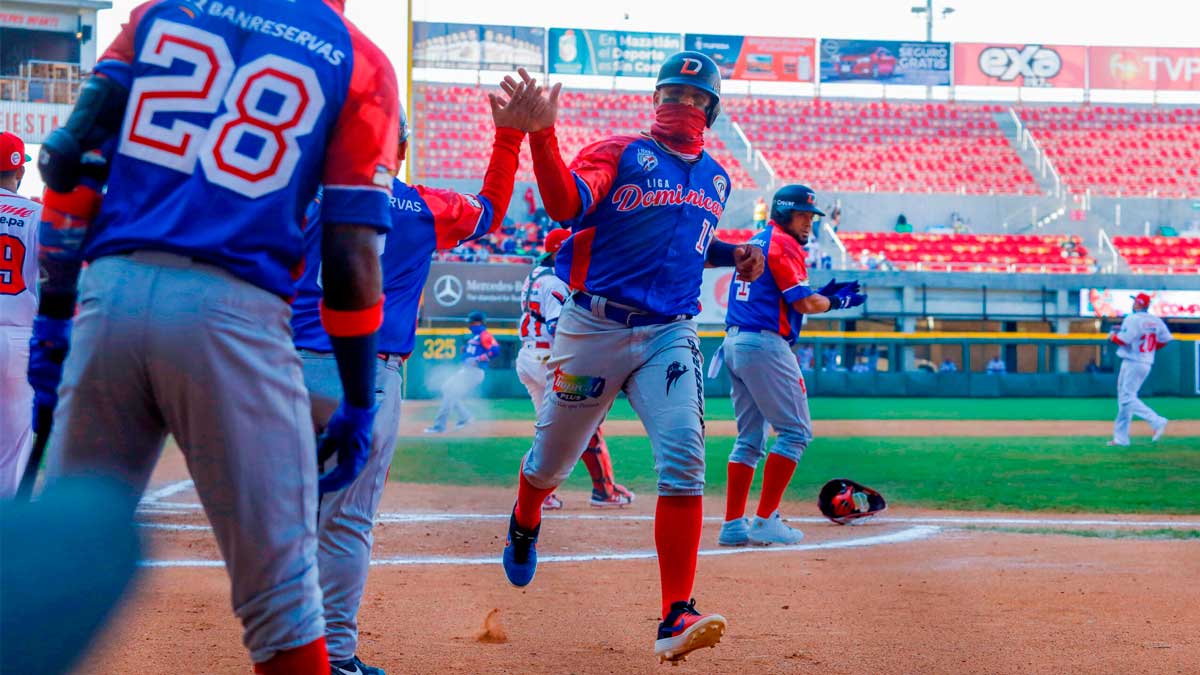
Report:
496,54,766,664
714,185,865,547
291,84,533,675
424,310,502,433
27,2,398,672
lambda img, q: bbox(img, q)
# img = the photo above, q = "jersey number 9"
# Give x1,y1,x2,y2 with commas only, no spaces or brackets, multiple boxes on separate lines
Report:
119,20,327,199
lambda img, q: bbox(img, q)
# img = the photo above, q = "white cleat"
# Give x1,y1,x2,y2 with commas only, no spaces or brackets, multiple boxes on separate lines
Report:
1152,420,1168,442
748,512,805,546
1106,440,1130,447
717,517,749,547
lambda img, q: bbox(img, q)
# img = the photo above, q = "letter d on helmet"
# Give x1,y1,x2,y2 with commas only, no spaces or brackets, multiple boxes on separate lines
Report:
656,51,722,128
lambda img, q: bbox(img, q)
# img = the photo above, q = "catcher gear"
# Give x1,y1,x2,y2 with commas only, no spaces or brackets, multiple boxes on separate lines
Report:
655,51,722,127
770,184,825,223
818,478,886,524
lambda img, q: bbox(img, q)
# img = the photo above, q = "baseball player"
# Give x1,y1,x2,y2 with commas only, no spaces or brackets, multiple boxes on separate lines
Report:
713,185,865,547
0,132,40,498
497,55,766,664
293,84,530,674
1108,292,1172,446
27,2,398,672
516,228,634,509
424,310,500,433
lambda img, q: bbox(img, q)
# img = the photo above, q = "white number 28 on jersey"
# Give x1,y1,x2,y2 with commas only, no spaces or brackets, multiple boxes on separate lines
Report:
118,20,326,199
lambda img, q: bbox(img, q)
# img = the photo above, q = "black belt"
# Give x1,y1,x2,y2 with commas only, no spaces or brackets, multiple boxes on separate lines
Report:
573,292,691,327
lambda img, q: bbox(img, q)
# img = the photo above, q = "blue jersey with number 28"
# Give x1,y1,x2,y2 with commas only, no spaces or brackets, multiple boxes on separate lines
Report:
84,0,399,297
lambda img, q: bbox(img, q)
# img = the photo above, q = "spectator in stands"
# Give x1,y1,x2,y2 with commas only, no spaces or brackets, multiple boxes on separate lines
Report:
939,358,958,373
986,355,1007,375
950,211,969,234
821,345,840,371
1060,239,1080,259
858,249,872,269
828,204,842,231
796,345,814,371
524,186,537,217
875,251,891,272
895,213,912,234
753,196,768,230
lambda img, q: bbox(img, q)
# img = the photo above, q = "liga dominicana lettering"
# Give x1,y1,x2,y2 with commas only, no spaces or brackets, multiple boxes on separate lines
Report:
611,183,725,218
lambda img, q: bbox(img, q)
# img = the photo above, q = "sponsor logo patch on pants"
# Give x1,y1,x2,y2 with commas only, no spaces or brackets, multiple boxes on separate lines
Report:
552,368,606,402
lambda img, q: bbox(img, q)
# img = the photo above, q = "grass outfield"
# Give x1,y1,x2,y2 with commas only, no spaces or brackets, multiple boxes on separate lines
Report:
444,396,1200,422
390,436,1200,514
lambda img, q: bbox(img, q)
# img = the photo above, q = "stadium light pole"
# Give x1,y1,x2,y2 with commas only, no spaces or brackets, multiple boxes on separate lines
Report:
911,2,955,41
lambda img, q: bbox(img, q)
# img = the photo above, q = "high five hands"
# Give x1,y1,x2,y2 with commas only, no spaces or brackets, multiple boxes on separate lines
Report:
490,67,562,133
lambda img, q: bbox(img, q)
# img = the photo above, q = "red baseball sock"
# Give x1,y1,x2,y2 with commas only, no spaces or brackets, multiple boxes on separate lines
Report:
253,637,327,675
514,471,556,530
655,495,703,619
725,461,756,522
755,453,798,519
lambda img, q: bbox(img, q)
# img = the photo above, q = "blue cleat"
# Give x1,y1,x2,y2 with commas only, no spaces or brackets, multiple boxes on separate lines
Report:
502,510,540,587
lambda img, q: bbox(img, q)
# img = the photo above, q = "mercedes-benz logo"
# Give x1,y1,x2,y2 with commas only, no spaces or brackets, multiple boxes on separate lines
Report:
433,275,463,307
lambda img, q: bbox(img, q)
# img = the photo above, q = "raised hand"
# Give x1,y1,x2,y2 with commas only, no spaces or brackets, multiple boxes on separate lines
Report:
498,67,561,133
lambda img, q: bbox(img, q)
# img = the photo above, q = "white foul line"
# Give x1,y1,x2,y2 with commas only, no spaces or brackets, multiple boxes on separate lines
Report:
138,525,940,568
139,480,195,505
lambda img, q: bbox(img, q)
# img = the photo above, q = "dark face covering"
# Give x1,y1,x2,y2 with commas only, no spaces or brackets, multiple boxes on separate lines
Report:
649,102,707,156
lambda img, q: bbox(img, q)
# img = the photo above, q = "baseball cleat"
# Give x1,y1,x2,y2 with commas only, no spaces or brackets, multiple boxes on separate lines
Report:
748,512,805,546
502,510,539,587
717,517,749,547
1106,440,1130,447
542,493,564,510
1152,420,1168,442
423,425,446,434
590,484,635,508
655,599,725,664
454,417,473,430
331,655,386,675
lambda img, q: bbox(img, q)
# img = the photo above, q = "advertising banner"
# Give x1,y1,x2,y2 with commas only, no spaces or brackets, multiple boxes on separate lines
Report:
1088,46,1200,91
548,28,682,77
0,102,72,143
1080,288,1200,319
697,268,736,325
0,9,75,32
820,38,950,85
412,22,545,71
422,262,531,320
684,33,815,82
954,43,1086,88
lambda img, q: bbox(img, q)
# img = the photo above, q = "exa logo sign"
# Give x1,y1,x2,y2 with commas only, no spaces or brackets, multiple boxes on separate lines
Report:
978,45,1063,85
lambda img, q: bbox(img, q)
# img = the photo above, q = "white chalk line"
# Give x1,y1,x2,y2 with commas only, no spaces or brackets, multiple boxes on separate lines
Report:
135,510,1200,532
139,479,195,506
139,525,940,568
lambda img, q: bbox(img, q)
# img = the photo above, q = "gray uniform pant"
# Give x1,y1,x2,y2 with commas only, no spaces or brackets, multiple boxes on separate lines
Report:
723,329,812,467
44,252,322,663
522,298,706,496
1113,359,1165,445
300,351,403,662
432,364,483,428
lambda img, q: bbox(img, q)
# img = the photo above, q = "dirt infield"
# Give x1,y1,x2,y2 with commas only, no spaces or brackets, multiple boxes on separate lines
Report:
77,450,1200,675
399,416,1200,438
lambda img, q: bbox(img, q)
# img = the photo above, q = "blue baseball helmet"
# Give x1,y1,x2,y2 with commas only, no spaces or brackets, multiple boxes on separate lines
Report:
655,51,722,128
770,184,826,223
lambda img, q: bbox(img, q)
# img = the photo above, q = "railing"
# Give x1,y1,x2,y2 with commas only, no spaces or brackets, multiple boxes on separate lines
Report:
825,226,849,270
1,60,83,104
730,120,753,162
1096,228,1122,273
1009,107,1063,199
752,149,776,190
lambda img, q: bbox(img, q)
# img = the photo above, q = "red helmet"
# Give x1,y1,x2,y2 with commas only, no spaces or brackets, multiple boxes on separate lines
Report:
818,478,887,525
543,228,571,254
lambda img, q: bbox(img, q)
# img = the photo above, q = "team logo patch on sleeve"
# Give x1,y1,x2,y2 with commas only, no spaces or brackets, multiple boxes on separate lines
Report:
553,368,606,402
637,147,659,173
713,175,728,201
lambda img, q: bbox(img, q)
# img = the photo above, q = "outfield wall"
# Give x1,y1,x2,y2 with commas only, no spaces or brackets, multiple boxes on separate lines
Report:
403,330,1198,400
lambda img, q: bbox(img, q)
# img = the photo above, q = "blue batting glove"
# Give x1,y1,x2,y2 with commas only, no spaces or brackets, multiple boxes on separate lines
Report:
827,286,867,310
316,400,377,494
28,316,72,434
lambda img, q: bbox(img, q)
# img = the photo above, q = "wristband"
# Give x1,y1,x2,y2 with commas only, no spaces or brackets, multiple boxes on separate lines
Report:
706,239,738,267
320,295,385,337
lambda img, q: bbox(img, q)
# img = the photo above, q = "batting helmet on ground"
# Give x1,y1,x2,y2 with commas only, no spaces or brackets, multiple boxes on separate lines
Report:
770,184,826,224
656,51,722,128
818,478,887,525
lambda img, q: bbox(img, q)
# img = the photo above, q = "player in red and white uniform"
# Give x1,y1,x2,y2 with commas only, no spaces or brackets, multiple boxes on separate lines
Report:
27,2,398,672
1108,292,1172,446
516,228,634,509
0,132,40,498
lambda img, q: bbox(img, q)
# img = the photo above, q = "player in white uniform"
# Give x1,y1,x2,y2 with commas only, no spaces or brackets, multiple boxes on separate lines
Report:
1108,292,1172,446
515,228,633,509
0,132,40,498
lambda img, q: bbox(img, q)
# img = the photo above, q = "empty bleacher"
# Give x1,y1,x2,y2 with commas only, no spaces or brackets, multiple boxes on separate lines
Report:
413,83,754,188
724,98,1039,196
1112,235,1200,274
1019,105,1200,199
837,231,1094,273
